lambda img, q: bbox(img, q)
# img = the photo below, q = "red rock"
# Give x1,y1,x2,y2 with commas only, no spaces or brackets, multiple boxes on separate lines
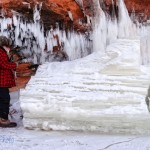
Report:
9,63,34,92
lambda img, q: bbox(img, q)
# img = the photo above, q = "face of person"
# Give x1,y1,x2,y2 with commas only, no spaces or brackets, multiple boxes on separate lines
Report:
3,46,10,52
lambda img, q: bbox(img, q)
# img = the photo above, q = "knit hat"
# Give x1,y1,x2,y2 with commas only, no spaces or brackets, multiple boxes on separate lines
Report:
0,36,12,47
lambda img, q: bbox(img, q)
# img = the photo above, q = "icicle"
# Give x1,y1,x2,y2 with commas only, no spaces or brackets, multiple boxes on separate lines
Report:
107,17,118,45
13,15,18,26
117,0,138,38
111,0,116,20
75,0,83,8
0,0,93,63
92,0,107,54
130,7,136,21
0,8,5,17
68,11,73,21
86,15,92,25
33,2,42,22
22,2,31,9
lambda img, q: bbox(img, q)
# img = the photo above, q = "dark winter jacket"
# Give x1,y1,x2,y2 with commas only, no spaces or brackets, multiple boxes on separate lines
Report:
0,47,17,87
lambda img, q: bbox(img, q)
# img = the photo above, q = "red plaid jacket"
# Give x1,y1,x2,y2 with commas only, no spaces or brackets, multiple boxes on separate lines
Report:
0,47,17,88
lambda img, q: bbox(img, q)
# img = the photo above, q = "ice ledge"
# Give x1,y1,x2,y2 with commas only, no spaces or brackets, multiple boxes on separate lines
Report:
20,39,150,134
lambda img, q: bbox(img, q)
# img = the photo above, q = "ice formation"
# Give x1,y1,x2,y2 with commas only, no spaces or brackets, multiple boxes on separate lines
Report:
75,0,83,8
0,7,91,63
0,0,150,134
20,38,150,134
18,0,150,134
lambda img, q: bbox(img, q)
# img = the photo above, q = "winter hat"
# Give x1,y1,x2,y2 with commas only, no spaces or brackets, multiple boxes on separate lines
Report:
0,36,12,47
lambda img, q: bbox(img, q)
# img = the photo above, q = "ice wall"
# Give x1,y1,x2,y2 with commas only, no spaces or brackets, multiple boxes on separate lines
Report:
19,0,150,134
20,39,150,134
117,0,138,38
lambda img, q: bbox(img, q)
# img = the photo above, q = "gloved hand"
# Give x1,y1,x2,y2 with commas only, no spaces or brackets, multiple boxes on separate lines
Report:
28,64,39,70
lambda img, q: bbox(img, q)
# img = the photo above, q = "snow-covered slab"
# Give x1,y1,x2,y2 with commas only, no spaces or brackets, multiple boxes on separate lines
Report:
20,39,150,134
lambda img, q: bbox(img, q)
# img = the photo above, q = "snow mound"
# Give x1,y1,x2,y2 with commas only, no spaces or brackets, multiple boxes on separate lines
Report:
20,39,150,134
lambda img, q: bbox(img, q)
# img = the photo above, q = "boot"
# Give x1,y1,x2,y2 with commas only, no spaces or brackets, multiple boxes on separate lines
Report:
0,118,17,128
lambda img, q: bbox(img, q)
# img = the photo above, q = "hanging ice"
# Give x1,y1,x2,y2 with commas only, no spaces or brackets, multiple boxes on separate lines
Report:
117,0,138,38
92,0,107,54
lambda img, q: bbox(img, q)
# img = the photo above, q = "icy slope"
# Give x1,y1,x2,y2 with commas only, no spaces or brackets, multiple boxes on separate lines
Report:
20,39,150,134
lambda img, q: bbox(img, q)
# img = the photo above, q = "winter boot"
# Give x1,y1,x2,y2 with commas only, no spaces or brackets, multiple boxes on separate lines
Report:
0,118,17,128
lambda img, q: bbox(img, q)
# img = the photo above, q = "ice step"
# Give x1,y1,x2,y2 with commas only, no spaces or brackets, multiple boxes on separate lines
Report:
23,114,150,134
20,39,150,134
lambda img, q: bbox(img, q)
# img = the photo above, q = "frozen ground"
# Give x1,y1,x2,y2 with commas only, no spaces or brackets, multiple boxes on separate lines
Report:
1,126,150,150
0,91,150,150
2,39,149,150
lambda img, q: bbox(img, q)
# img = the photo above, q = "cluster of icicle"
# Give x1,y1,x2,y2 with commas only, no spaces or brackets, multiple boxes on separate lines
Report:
87,0,150,65
92,0,139,54
0,0,149,65
0,4,90,64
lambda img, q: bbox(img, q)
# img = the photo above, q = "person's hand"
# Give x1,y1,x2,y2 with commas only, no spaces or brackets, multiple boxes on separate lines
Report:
28,64,39,70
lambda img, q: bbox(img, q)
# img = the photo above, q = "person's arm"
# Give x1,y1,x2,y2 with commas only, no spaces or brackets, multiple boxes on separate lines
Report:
0,51,17,70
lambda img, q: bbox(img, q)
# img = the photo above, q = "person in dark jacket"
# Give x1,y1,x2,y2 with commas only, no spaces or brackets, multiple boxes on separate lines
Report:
0,36,17,127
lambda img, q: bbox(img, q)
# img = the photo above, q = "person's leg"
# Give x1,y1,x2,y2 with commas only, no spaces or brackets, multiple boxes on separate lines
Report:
0,87,17,127
0,87,10,119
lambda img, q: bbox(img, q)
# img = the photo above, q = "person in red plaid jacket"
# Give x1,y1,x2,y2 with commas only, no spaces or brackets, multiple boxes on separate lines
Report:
0,36,18,128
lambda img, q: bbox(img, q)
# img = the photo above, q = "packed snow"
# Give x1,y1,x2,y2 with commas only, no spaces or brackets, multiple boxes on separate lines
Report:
2,89,150,150
0,92,149,150
0,0,150,137
20,39,150,134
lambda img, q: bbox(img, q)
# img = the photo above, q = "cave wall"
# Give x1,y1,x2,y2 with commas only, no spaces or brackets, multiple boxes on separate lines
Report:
0,0,85,31
1,0,150,31
104,0,150,21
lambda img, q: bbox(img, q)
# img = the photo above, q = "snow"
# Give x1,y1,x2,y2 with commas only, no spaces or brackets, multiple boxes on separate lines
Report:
0,0,150,148
20,39,150,134
2,91,150,150
0,0,150,138
2,92,150,150
0,92,148,150
1,127,150,150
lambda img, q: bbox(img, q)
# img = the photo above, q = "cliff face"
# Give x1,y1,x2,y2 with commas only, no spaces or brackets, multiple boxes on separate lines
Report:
104,0,150,21
0,0,85,31
1,0,149,31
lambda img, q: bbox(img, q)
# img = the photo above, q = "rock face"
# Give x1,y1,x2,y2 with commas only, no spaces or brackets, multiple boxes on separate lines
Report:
1,0,150,30
9,63,33,92
104,0,150,21
0,0,85,31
